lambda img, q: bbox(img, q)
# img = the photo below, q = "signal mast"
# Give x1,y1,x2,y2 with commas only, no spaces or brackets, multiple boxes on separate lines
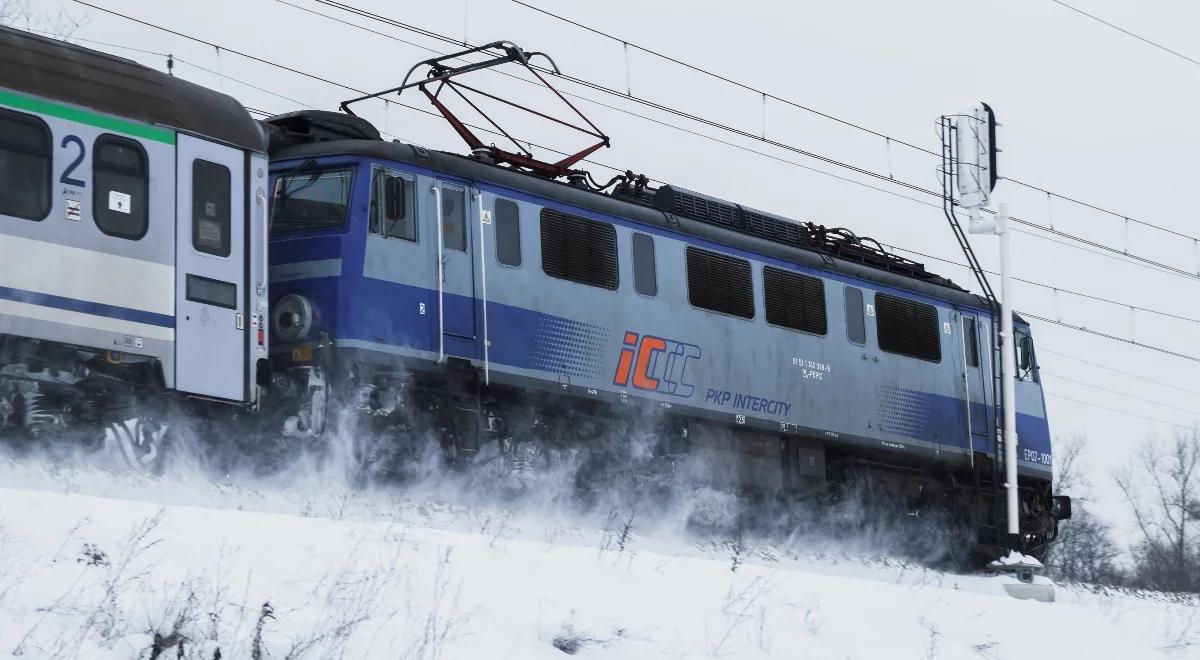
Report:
947,104,1051,598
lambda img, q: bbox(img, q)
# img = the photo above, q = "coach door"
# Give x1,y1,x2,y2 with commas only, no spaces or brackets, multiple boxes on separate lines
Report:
175,135,248,402
434,180,477,342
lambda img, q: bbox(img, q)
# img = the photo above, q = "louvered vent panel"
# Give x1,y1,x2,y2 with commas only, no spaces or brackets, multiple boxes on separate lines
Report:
540,208,619,290
745,211,805,247
875,293,941,362
685,246,754,319
671,190,740,228
763,266,826,334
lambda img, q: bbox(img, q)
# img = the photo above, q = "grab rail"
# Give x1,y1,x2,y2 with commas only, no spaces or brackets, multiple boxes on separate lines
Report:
477,191,490,385
432,186,445,363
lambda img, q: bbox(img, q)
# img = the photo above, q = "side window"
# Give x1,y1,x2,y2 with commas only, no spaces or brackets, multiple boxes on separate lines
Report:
763,265,826,334
963,316,980,367
540,207,619,289
369,171,416,241
93,135,148,240
875,293,941,362
685,246,754,319
192,159,231,257
1016,329,1038,382
441,187,466,252
0,109,51,220
844,286,865,345
632,232,656,296
495,198,521,267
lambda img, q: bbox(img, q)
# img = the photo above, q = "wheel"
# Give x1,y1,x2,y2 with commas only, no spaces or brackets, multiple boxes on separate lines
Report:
106,417,171,473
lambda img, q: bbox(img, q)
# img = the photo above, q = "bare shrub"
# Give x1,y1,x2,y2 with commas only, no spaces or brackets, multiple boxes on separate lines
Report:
398,546,476,660
0,0,85,39
1044,436,1124,585
706,574,774,657
1116,430,1200,593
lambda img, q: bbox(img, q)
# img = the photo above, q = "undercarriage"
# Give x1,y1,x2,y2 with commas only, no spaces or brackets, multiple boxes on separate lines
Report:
266,347,1063,566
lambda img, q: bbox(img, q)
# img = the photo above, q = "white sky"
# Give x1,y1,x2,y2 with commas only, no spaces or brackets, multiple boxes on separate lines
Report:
22,0,1200,540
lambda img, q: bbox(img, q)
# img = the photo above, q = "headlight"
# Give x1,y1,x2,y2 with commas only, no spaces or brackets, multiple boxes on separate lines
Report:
272,294,313,342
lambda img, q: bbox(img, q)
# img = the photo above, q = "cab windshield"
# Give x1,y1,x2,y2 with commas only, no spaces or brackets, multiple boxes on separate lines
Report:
270,168,353,233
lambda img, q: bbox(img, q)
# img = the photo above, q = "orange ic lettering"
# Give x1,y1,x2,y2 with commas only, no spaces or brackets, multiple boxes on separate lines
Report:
632,336,666,390
613,332,639,386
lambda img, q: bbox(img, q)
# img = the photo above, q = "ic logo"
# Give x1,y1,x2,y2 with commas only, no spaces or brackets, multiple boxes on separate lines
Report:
613,331,701,397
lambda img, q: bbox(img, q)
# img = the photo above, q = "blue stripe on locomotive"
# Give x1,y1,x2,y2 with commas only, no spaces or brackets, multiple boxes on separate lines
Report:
268,154,1053,474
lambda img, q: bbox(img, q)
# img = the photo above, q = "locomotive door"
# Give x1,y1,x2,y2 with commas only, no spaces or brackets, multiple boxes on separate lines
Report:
961,314,991,453
174,135,248,402
434,181,477,340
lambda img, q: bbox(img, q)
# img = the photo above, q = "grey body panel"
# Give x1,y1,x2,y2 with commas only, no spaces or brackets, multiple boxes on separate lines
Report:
0,100,178,383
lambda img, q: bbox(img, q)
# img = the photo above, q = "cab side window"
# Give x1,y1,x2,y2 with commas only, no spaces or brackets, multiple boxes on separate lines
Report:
93,135,149,239
0,109,51,220
1016,329,1038,382
844,286,865,345
494,198,521,267
441,187,467,252
369,170,416,241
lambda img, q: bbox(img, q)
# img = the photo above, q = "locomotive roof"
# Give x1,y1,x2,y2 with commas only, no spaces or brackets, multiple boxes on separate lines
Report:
0,26,265,151
267,114,1010,317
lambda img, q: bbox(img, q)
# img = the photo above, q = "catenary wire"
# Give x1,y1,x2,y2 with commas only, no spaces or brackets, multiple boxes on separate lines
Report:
1044,393,1197,429
882,242,1200,325
509,0,940,158
1041,371,1200,416
1047,0,1200,69
1019,313,1200,363
1038,348,1200,398
512,0,1200,246
275,0,1200,283
69,0,1193,283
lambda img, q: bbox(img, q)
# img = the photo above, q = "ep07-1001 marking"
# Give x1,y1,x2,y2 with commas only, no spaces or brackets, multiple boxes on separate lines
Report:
1023,449,1052,466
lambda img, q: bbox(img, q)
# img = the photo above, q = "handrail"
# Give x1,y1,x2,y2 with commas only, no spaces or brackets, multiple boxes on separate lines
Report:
432,185,445,363
960,315,974,466
477,191,490,385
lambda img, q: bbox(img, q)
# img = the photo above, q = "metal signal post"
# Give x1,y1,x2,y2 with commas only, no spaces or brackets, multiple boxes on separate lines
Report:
952,102,1026,559
967,202,1019,545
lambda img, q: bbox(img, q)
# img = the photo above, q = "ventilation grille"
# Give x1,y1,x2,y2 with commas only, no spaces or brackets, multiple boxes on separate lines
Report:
744,210,806,247
540,207,618,290
686,246,754,319
763,266,826,334
875,293,941,362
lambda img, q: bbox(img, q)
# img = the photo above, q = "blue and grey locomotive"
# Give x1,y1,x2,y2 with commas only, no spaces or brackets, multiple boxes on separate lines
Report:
262,96,1068,556
0,27,271,468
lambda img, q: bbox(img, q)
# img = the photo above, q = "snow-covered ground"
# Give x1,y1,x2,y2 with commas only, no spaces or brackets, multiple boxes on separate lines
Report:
0,457,1196,659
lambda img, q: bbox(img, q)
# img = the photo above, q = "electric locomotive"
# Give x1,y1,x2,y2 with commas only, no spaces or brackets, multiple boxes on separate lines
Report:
0,26,271,468
260,47,1069,558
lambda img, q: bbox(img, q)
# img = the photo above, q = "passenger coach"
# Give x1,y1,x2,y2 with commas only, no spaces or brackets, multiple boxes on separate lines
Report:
0,27,270,467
